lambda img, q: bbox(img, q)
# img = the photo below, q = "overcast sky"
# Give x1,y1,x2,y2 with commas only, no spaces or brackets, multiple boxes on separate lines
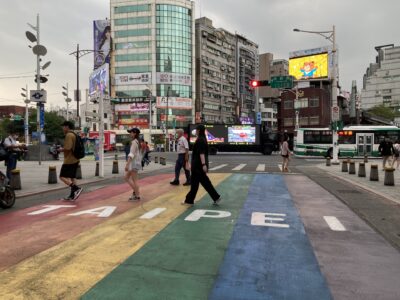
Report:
0,0,398,109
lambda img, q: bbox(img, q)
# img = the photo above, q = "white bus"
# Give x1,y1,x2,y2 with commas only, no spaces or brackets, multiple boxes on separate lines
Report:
114,129,165,151
294,125,400,158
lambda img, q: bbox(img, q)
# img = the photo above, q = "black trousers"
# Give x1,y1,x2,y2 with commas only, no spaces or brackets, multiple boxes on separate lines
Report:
174,153,190,183
184,168,220,204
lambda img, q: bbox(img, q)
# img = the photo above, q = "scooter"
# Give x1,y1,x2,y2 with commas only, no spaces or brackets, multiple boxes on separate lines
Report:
0,170,15,209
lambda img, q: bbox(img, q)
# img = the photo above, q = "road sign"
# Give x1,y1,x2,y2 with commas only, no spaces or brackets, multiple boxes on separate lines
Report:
40,104,45,129
256,112,262,125
14,115,22,121
30,90,47,103
85,111,100,118
332,105,340,121
270,76,294,89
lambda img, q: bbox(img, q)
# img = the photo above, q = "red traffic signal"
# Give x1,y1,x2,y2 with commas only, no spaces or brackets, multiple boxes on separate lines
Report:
249,80,269,88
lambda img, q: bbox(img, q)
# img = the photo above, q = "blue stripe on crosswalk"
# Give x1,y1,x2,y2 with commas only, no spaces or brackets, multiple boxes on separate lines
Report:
209,174,332,300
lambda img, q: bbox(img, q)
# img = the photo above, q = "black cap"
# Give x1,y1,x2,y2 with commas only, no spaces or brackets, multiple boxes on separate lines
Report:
127,127,140,134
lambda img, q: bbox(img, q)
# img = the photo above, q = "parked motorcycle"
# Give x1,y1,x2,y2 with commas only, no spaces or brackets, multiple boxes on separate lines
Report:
0,170,15,209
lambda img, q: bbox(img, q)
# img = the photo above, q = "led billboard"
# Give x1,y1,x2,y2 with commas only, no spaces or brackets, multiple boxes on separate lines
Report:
289,53,328,80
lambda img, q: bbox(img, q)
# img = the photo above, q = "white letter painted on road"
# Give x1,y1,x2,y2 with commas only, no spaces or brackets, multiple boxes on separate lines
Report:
185,209,231,222
28,205,76,216
68,206,117,218
140,208,166,219
323,216,346,231
251,212,290,228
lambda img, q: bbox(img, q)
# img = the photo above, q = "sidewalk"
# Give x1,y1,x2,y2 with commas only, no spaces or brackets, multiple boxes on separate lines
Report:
317,159,400,205
8,155,173,198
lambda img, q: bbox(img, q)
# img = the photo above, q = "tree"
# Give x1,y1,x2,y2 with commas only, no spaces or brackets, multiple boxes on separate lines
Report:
28,110,66,143
367,104,400,120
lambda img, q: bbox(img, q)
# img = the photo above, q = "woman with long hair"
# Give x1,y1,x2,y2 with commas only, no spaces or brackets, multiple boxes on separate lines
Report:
125,128,142,201
182,124,221,206
99,25,111,64
281,134,291,172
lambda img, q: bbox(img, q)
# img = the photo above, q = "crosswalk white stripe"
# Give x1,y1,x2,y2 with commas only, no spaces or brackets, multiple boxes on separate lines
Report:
256,164,265,172
323,216,346,231
209,164,228,171
232,164,246,171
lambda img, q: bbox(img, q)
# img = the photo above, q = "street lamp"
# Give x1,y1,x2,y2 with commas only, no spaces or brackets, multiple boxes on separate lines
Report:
293,25,339,163
21,86,30,144
62,84,72,121
165,86,171,152
69,44,102,129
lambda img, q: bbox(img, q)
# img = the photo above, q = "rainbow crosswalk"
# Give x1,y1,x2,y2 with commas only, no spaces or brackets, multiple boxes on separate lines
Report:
0,173,332,299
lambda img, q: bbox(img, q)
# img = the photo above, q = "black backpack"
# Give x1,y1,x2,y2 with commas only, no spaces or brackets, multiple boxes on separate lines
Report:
72,133,85,159
0,139,8,162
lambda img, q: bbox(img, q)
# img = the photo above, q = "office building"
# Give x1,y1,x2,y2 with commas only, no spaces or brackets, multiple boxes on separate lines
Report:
361,44,400,111
110,0,195,130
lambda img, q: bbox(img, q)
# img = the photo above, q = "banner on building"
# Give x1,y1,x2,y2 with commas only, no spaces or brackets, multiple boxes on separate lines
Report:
89,63,109,96
115,73,151,86
156,97,192,110
156,72,192,86
114,103,149,112
93,19,111,70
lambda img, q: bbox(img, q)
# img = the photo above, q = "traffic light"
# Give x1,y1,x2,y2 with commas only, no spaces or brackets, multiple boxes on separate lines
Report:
249,80,269,88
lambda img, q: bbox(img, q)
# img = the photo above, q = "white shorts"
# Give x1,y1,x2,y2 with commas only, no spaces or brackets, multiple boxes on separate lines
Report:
128,162,141,171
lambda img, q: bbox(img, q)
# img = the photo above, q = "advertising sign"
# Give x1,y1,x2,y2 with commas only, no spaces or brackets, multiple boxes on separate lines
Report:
115,103,149,112
156,73,192,86
289,53,328,80
89,63,109,96
93,19,111,69
156,97,192,110
115,73,151,85
228,126,256,144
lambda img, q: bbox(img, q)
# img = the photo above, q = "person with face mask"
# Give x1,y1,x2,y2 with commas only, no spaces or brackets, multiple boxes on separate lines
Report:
3,129,26,180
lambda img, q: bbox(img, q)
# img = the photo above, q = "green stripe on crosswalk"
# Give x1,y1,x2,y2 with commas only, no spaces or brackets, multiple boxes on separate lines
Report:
82,174,254,300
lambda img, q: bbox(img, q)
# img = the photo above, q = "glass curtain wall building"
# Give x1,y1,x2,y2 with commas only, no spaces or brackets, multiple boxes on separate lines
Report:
111,0,195,130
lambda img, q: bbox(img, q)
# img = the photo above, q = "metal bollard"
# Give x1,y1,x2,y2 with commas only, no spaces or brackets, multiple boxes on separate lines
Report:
76,164,82,179
95,161,99,176
349,161,356,175
154,156,158,163
384,168,395,186
326,157,331,166
370,164,379,181
48,166,58,184
10,169,21,190
364,155,368,163
112,160,119,174
160,157,166,165
341,160,348,172
358,162,366,177
115,154,118,161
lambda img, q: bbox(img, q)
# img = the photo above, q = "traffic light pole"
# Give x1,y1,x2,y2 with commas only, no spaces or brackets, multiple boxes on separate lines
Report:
35,14,42,166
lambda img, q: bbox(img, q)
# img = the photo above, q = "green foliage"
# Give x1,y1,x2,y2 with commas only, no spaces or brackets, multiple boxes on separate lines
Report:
368,104,400,120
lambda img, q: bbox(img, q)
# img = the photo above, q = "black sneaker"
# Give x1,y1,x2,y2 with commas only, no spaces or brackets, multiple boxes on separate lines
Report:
62,194,74,201
183,182,191,186
72,187,83,201
170,180,179,185
213,197,222,205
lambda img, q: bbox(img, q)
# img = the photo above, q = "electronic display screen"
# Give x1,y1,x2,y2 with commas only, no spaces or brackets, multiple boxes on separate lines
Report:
289,53,328,80
189,125,227,144
228,126,256,144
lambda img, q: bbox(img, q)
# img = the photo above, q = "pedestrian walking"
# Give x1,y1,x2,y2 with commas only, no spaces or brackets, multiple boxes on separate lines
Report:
123,139,131,161
391,140,400,169
182,124,221,206
124,128,142,201
378,136,395,170
59,121,83,201
281,134,292,172
3,127,27,180
170,128,191,186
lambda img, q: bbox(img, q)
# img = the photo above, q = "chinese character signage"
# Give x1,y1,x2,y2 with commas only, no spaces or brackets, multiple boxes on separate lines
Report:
156,73,191,86
156,97,192,110
115,73,151,86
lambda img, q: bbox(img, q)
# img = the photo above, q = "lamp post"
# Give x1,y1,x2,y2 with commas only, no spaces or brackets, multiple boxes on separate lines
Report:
69,45,102,129
165,86,171,152
145,85,154,143
62,84,72,121
293,25,339,163
21,85,30,144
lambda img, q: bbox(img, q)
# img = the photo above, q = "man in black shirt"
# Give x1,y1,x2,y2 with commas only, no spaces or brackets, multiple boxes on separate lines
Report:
378,136,395,170
182,124,221,206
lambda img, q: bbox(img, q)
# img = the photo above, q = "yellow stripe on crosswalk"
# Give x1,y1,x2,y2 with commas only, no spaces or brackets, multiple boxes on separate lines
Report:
0,174,230,300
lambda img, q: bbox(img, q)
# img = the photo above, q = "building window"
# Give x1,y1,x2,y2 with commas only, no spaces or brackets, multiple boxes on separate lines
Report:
284,100,293,109
295,98,308,109
115,66,151,74
383,96,392,103
114,16,151,26
115,41,151,50
309,97,319,107
299,117,308,126
309,116,320,125
115,53,152,62
284,117,294,126
115,29,151,38
114,5,150,14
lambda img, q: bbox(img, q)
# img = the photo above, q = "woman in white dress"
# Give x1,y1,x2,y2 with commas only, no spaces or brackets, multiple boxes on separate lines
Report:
125,128,142,200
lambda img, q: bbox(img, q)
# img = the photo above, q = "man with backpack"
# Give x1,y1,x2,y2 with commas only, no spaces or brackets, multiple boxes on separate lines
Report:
378,136,395,170
58,121,83,201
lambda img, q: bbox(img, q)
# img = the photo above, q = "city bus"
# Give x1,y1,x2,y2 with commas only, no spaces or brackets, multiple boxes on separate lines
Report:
114,129,164,151
294,125,400,158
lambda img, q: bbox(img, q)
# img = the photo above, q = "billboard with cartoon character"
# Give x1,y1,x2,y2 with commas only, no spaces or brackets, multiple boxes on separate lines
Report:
289,53,328,80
